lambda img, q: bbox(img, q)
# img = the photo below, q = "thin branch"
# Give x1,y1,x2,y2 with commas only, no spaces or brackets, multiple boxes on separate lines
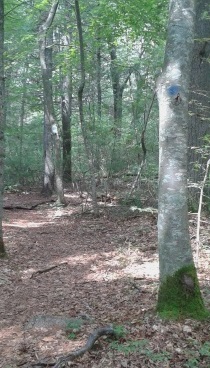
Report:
128,91,156,197
39,1,59,34
5,1,27,17
195,158,210,266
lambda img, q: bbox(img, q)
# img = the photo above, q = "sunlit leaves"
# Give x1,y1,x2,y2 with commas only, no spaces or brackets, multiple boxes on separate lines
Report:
35,0,50,10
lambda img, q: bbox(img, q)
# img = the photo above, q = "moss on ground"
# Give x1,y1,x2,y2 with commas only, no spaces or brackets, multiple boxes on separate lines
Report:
157,264,209,320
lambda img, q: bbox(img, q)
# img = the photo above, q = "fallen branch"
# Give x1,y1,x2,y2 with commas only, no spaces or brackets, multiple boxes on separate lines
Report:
33,326,116,367
3,199,55,211
54,326,115,367
30,262,68,278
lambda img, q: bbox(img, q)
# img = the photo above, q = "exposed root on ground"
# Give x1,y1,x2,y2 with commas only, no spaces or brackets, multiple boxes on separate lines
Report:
32,326,116,367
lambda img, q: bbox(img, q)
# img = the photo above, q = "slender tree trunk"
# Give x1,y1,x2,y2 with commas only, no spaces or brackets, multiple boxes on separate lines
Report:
156,0,206,319
188,0,210,207
75,0,99,216
96,46,102,120
109,44,134,173
109,44,122,137
61,2,73,183
62,71,72,182
19,62,28,185
0,0,5,256
40,29,55,196
39,1,65,204
60,30,72,183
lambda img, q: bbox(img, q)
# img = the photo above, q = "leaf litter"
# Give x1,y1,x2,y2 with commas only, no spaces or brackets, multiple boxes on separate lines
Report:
0,190,210,367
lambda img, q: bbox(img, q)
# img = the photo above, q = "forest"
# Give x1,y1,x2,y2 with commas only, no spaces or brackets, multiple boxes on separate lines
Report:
1,0,210,367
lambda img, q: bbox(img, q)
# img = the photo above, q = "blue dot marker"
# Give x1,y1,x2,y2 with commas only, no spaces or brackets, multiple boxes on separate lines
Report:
167,85,180,96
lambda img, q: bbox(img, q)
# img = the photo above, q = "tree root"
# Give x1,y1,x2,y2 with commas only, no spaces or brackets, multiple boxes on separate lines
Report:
33,326,116,367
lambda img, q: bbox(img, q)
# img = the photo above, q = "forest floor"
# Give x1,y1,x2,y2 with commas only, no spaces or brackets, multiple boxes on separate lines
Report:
1,188,210,368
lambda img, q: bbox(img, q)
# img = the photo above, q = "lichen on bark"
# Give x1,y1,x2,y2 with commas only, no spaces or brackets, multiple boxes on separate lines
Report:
157,264,209,320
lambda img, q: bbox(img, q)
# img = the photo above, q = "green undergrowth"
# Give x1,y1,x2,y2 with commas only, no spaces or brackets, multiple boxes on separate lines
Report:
65,318,84,340
184,341,210,367
157,264,209,320
110,328,210,366
113,324,127,338
110,338,170,362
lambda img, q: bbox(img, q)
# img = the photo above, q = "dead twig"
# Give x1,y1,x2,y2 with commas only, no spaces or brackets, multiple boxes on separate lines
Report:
30,262,68,278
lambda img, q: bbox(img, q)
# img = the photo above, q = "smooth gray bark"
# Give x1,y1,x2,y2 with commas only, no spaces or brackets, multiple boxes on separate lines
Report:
0,0,5,255
39,1,65,204
19,63,28,185
188,0,210,203
157,0,195,281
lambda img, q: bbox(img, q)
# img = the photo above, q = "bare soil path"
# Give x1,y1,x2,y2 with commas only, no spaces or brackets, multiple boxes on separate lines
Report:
1,190,210,367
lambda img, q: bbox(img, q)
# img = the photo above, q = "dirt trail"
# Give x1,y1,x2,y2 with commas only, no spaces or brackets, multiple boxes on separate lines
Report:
1,191,210,367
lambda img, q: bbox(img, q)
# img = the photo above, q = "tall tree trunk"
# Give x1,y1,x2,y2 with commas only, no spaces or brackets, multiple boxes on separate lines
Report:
40,28,55,196
0,0,5,256
62,70,72,182
61,1,73,183
188,0,210,207
75,0,99,216
39,1,65,204
109,44,122,137
109,44,133,173
156,0,206,319
19,62,28,185
96,46,102,120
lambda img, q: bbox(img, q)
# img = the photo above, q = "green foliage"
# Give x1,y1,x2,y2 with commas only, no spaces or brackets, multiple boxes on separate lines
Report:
4,0,165,189
110,338,170,362
145,350,170,363
4,116,43,186
184,358,199,368
65,318,84,340
199,341,210,357
90,0,167,41
65,318,83,331
119,197,142,207
183,341,210,367
157,265,209,320
35,0,50,10
67,332,77,340
110,339,148,354
113,324,127,339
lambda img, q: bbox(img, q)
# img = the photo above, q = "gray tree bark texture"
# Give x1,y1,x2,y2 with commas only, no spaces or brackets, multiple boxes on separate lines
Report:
156,0,207,320
188,0,210,205
0,0,5,256
157,0,195,282
75,0,99,216
39,1,65,204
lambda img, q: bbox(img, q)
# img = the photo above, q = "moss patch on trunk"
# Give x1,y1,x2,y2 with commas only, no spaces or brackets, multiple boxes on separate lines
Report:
157,264,209,320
